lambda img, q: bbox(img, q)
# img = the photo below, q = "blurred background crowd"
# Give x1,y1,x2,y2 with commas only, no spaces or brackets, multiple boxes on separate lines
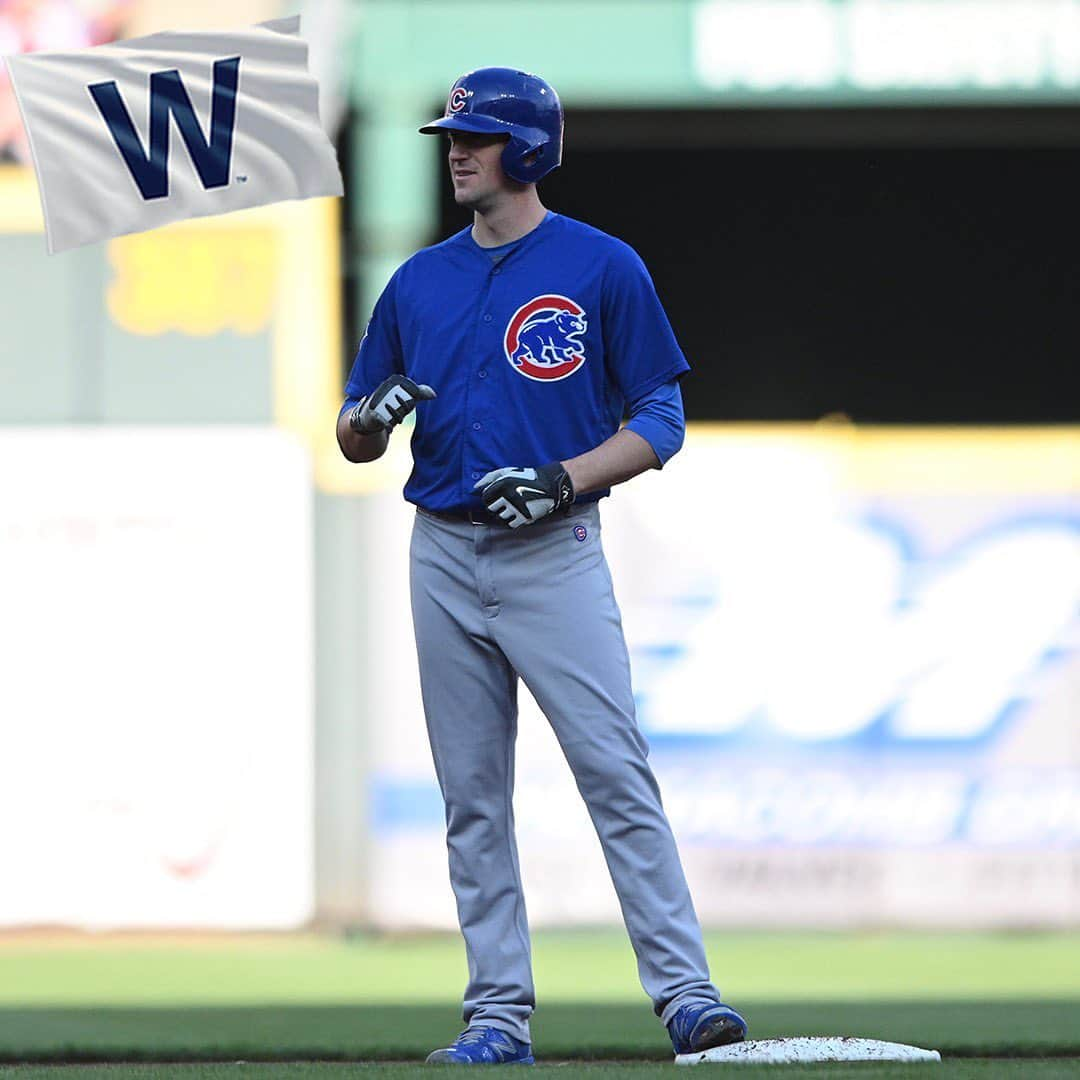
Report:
0,0,132,161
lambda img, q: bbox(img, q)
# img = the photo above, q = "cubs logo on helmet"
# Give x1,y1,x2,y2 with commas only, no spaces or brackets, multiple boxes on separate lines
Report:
504,294,587,382
448,86,469,113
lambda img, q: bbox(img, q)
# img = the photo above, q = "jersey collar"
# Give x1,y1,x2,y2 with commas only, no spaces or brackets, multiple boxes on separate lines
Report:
460,210,557,265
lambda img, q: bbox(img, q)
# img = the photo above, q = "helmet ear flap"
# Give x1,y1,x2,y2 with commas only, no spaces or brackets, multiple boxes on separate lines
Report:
501,132,551,184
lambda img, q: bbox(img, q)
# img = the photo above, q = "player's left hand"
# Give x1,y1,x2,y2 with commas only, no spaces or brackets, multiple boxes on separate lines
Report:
473,462,575,528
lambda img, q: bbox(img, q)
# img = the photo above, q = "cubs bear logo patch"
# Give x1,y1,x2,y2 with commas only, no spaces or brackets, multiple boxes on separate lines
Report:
503,294,587,382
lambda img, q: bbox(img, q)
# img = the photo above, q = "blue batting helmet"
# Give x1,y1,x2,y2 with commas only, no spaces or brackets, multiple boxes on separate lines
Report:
419,67,563,184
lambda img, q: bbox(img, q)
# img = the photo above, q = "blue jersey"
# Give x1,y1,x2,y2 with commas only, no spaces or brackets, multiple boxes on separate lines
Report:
344,212,690,514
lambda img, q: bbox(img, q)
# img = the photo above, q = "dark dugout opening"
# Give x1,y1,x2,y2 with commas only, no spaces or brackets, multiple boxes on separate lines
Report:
434,107,1080,424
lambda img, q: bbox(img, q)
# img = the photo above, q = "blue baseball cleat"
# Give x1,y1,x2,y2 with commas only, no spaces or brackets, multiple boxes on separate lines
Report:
425,1026,535,1065
667,1002,748,1055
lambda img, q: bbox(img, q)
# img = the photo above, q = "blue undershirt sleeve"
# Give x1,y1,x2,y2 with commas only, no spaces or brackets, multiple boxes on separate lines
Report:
624,377,686,468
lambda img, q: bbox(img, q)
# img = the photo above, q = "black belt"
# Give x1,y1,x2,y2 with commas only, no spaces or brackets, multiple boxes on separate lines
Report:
419,506,504,526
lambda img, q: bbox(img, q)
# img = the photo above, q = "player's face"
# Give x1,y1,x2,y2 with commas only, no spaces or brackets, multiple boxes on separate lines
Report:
447,131,512,210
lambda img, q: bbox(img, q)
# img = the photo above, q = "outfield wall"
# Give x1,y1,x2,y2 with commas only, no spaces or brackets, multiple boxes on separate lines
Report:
2,414,1075,929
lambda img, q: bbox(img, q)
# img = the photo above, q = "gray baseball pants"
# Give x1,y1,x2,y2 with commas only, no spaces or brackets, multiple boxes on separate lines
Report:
409,502,721,1043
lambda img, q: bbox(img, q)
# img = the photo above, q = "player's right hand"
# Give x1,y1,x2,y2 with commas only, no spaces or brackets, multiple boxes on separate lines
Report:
348,374,437,435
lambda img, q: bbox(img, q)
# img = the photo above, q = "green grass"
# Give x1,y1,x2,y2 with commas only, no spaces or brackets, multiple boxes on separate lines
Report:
1,1001,1079,1062
0,931,1077,1076
4,931,1079,1006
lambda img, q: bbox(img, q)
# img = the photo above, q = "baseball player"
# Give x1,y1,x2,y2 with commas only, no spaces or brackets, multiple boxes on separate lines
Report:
337,67,747,1065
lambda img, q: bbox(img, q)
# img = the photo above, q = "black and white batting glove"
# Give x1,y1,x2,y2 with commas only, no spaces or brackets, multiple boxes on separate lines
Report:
348,374,437,435
473,462,575,528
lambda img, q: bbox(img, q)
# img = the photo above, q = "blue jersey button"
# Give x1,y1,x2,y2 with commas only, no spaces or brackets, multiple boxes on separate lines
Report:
472,421,482,430
478,369,487,378
483,313,492,322
471,471,481,480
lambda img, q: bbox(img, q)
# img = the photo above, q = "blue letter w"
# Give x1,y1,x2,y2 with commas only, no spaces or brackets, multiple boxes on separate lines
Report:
88,57,241,200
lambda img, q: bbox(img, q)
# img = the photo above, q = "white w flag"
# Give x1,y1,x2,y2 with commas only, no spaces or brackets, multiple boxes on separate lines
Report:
4,15,343,254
